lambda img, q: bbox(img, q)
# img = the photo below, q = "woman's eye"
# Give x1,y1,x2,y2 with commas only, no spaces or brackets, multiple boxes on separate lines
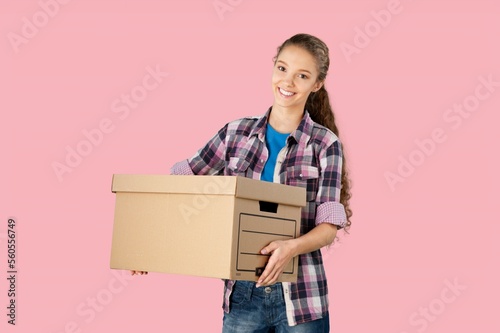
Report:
277,66,285,71
298,74,308,79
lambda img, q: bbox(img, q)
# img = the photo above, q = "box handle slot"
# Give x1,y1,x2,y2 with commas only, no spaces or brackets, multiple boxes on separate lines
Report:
255,263,267,276
259,201,278,213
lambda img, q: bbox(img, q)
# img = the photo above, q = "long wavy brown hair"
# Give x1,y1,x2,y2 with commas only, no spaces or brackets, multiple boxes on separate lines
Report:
274,33,353,231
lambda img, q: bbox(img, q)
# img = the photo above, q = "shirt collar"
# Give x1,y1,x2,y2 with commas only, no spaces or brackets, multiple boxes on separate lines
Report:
249,107,314,147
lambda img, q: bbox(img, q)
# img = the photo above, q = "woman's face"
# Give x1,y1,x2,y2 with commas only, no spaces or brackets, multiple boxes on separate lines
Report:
272,45,323,113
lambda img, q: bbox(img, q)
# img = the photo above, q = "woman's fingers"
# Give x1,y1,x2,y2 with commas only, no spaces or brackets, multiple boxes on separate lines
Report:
130,270,148,275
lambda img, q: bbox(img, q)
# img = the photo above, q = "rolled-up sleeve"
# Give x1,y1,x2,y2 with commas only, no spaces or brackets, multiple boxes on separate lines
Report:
170,124,228,176
315,139,347,229
170,159,194,175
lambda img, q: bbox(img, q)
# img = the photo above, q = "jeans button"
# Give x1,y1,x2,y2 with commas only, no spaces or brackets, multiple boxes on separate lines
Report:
264,287,272,294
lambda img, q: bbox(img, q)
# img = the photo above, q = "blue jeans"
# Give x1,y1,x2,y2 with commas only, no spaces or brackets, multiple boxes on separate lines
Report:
222,281,330,333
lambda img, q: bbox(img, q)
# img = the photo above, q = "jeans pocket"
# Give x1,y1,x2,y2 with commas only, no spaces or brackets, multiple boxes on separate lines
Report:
230,282,249,306
230,290,245,305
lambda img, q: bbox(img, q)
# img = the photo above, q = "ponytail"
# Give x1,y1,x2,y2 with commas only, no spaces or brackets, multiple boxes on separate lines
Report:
275,33,353,231
306,85,353,231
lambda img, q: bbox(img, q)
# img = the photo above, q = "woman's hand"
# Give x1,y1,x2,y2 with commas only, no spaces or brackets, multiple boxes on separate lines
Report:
255,223,338,287
130,270,148,276
256,240,297,288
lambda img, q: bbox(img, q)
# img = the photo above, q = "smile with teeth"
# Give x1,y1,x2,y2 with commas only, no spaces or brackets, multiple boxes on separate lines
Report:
279,87,296,97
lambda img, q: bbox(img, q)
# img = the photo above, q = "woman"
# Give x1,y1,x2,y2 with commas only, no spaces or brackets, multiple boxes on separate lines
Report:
133,33,353,333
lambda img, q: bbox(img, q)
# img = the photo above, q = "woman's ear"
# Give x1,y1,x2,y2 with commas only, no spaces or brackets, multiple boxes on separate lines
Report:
313,81,324,92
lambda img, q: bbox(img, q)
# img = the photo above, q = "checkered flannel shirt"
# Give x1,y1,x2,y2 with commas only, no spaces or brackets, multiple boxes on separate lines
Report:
171,107,346,326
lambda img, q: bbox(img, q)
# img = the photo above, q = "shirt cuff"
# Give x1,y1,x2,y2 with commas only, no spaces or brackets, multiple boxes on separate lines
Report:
315,201,347,229
170,159,194,175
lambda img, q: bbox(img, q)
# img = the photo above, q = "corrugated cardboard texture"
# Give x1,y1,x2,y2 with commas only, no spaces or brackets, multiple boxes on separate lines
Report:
110,175,305,282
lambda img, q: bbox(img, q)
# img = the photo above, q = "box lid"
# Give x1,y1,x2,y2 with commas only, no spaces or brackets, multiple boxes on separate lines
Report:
233,176,305,207
112,174,305,207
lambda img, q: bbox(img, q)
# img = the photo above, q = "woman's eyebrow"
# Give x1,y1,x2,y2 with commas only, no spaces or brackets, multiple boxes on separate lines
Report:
276,60,312,75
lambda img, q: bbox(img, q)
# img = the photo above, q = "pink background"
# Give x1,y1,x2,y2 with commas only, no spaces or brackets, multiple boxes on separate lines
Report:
1,0,499,332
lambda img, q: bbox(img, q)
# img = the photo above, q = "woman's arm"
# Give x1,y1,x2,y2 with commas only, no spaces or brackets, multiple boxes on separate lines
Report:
172,123,229,176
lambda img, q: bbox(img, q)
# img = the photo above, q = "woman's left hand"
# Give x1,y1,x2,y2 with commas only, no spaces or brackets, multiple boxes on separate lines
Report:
256,240,297,287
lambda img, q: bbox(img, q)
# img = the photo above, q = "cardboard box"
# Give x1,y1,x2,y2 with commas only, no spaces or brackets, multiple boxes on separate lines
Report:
109,174,306,282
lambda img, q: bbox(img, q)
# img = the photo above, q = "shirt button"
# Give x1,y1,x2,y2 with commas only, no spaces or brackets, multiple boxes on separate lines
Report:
261,159,264,163
265,287,272,294
299,173,303,177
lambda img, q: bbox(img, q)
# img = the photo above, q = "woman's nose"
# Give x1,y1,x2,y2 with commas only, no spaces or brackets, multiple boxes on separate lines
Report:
283,75,294,87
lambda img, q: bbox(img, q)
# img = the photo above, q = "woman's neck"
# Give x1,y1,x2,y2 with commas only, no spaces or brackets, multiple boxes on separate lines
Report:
268,104,304,134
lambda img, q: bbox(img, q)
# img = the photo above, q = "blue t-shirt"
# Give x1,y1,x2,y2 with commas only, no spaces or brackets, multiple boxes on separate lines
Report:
261,123,290,182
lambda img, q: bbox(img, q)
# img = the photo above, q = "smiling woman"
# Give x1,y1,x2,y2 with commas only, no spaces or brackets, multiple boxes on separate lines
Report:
271,45,324,133
131,33,353,333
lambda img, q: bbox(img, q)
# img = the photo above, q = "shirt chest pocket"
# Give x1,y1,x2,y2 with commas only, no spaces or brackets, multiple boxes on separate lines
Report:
226,157,251,176
286,165,319,202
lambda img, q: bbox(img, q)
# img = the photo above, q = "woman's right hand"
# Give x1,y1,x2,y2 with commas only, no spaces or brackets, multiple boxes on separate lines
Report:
130,270,148,276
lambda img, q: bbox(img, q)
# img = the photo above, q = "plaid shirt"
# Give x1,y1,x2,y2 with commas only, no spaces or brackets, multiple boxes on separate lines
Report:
171,108,346,326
